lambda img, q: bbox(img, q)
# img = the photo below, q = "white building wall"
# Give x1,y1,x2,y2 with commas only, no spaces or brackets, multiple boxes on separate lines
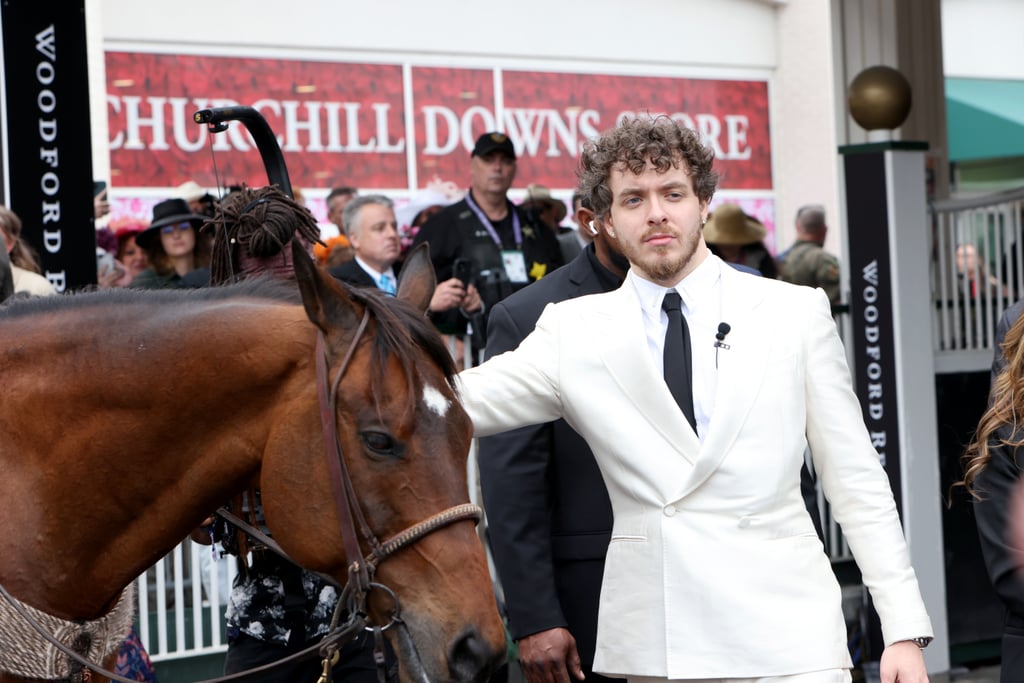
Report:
942,0,1024,79
772,2,844,259
99,0,779,68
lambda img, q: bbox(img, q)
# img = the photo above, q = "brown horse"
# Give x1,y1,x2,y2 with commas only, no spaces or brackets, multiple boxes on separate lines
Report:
0,247,505,682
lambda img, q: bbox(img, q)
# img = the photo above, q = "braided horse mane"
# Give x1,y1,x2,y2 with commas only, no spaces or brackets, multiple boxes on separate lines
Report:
207,185,322,286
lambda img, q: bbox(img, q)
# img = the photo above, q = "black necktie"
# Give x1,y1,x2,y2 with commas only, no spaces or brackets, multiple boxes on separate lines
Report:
662,291,697,433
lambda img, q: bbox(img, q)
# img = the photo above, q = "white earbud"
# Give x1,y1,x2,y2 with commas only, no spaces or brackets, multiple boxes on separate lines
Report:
587,220,598,236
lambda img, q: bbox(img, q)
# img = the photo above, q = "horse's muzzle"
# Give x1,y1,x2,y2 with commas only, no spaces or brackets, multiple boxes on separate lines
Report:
448,625,506,683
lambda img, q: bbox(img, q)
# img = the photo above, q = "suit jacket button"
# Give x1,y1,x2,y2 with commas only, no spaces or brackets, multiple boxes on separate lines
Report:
663,505,677,517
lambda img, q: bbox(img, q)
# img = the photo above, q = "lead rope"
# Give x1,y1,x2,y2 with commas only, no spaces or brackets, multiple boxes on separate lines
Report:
0,574,369,683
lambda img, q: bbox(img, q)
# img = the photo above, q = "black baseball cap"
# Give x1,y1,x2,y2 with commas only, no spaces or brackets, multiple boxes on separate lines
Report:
471,132,516,160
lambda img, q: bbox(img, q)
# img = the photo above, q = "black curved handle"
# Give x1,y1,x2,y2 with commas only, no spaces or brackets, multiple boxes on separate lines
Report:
193,106,293,198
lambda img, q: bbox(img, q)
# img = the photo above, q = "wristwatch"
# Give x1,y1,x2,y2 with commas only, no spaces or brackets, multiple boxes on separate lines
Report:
907,636,933,649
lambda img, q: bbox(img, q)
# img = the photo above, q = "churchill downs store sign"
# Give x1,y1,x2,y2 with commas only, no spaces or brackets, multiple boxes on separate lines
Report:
106,53,773,193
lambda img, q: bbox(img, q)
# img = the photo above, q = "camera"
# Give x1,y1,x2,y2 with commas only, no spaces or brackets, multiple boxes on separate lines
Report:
453,258,475,287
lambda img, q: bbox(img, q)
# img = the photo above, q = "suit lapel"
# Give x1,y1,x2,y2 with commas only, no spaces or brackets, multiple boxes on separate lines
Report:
591,284,701,465
676,267,773,498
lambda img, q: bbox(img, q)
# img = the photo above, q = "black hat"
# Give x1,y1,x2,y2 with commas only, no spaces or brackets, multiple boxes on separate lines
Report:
471,132,516,160
137,198,207,250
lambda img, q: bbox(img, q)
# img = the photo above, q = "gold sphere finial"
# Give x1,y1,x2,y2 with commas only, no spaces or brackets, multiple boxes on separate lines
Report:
848,66,912,132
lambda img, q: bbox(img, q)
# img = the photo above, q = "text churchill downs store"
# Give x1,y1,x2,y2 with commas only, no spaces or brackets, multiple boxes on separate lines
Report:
105,52,775,240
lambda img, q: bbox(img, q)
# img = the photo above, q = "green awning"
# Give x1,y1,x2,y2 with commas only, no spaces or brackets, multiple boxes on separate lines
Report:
946,77,1024,162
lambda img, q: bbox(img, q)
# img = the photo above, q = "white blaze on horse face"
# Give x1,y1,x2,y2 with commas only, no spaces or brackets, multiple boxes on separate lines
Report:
423,384,451,418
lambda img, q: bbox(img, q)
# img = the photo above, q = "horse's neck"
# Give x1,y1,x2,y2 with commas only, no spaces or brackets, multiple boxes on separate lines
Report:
0,302,312,618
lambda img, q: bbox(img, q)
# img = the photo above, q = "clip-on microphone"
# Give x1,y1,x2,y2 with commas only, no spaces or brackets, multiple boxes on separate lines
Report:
714,322,731,367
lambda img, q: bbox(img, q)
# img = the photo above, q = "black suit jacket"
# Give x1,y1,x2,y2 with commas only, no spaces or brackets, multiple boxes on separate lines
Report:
975,300,1024,682
329,259,381,289
478,246,618,678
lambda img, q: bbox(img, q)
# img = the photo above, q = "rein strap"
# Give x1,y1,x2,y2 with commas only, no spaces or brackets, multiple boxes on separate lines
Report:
316,315,373,593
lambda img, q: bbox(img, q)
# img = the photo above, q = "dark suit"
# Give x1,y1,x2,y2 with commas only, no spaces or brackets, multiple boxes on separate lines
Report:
975,300,1024,683
557,230,583,265
478,245,620,682
329,259,380,289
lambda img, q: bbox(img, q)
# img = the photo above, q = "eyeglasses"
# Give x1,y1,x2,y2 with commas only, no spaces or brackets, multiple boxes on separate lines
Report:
161,222,193,235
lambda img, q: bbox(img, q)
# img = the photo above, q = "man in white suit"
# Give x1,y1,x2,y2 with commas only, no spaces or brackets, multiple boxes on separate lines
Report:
457,117,933,683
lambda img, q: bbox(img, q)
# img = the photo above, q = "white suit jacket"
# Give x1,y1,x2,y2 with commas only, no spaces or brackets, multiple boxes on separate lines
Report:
458,265,933,679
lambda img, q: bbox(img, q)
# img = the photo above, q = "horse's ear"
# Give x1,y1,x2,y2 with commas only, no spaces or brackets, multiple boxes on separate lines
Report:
396,242,436,314
292,240,360,333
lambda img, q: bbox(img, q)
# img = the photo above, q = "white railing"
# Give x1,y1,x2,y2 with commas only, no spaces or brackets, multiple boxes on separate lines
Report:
931,186,1024,373
137,540,236,661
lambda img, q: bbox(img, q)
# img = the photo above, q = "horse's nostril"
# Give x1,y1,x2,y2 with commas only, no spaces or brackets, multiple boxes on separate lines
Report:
448,626,505,683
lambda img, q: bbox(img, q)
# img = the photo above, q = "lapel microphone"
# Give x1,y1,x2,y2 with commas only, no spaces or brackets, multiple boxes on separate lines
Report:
714,322,731,368
714,322,731,347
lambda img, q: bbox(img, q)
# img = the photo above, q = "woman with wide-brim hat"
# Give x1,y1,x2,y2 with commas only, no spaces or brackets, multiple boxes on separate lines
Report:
130,198,211,289
703,203,778,278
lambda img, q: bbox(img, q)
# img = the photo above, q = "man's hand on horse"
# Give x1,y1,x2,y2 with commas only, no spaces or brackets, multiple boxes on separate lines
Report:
518,627,585,683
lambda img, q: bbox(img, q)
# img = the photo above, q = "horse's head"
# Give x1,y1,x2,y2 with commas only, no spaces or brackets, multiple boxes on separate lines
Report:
259,243,505,683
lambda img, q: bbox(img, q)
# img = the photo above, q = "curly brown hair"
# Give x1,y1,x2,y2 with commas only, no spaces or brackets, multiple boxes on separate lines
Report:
577,116,719,220
961,311,1024,498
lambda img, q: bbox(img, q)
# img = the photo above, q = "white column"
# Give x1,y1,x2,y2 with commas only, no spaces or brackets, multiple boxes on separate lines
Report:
885,148,951,674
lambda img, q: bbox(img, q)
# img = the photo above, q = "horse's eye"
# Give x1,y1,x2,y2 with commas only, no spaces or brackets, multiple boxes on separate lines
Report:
361,430,400,457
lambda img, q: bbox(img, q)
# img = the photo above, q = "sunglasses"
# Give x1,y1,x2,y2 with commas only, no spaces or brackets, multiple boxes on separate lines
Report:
160,222,193,235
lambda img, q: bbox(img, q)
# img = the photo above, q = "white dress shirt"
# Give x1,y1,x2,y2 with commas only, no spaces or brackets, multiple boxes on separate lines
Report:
629,254,725,441
354,256,397,294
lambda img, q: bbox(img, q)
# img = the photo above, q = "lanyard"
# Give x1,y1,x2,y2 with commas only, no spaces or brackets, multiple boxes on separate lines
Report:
464,192,522,249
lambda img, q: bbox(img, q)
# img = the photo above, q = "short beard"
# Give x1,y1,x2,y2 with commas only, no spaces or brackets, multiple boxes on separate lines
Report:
621,228,701,284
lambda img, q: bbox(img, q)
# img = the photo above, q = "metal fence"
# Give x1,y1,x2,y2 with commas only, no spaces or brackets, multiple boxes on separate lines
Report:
931,186,1024,373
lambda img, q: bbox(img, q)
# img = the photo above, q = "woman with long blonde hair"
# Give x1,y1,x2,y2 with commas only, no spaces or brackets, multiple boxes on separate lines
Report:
962,300,1024,682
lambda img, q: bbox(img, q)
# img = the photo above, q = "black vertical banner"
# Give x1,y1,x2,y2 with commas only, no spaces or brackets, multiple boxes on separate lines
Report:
843,150,903,514
1,0,95,292
842,147,904,667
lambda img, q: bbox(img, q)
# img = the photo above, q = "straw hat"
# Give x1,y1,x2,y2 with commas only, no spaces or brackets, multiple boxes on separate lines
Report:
175,180,207,203
395,189,457,231
703,204,766,246
522,183,567,223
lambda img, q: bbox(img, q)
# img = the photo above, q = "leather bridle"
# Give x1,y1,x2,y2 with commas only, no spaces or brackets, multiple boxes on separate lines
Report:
310,311,483,676
0,309,483,683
